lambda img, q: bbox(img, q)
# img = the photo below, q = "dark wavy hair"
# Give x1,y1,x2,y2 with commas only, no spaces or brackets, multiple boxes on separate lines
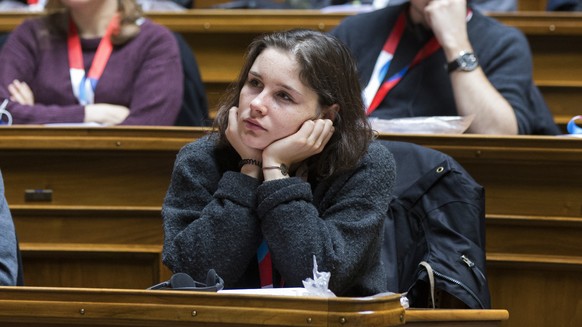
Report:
213,29,374,179
44,0,143,45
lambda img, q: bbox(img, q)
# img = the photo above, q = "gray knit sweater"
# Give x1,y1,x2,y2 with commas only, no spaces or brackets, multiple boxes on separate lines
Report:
0,171,18,286
162,135,396,297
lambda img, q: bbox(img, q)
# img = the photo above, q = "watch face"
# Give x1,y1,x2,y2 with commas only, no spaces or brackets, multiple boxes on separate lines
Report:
459,52,478,71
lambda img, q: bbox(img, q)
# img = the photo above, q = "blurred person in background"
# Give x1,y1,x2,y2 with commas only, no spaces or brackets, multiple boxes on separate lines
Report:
0,0,183,125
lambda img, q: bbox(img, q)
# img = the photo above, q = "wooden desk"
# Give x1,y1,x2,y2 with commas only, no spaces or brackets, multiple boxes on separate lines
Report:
0,127,580,327
489,12,582,129
377,133,582,327
0,11,580,128
0,286,508,327
406,309,509,327
0,126,207,289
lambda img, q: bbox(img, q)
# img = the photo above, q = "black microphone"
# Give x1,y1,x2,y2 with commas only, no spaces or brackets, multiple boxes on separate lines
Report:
147,270,224,292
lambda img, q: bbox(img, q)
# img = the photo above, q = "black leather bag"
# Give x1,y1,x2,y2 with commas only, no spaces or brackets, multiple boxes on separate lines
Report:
381,141,491,309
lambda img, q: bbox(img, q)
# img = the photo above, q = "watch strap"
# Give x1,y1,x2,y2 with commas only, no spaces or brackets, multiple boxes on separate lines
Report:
447,59,460,73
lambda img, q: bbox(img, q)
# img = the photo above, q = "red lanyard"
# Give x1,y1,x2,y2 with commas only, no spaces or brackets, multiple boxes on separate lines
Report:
67,14,119,105
257,239,273,288
367,11,441,115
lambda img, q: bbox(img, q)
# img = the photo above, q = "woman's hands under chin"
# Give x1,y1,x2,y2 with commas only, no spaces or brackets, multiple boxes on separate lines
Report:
226,107,263,178
263,118,334,170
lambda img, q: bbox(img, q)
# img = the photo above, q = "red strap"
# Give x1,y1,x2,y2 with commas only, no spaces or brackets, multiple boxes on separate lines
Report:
383,12,406,56
68,14,119,79
368,37,441,115
259,251,273,288
367,9,473,115
67,14,119,104
257,239,273,288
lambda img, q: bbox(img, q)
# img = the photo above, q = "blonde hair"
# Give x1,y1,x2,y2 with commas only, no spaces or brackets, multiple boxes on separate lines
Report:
44,0,143,45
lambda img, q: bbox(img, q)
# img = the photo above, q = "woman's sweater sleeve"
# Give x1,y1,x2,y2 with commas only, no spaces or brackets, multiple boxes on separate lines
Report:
161,140,262,286
0,171,18,286
257,142,396,295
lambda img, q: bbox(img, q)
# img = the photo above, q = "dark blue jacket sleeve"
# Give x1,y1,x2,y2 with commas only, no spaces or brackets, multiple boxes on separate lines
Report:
0,171,18,286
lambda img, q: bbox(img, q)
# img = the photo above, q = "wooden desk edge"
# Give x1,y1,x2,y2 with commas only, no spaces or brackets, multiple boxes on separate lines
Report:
406,309,509,322
0,287,511,326
0,287,406,326
2,10,582,35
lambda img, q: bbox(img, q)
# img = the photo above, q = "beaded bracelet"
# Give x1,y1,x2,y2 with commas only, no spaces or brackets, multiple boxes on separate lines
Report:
239,159,262,168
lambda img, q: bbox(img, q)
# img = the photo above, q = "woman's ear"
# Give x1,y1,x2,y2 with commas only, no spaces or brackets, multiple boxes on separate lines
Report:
322,104,339,121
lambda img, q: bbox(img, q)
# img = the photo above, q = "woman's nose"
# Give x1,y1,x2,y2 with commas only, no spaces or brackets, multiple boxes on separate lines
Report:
250,93,268,115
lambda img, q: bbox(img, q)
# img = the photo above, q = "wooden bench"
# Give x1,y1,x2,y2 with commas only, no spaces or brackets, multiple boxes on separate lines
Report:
15,206,165,289
0,126,580,327
0,126,204,289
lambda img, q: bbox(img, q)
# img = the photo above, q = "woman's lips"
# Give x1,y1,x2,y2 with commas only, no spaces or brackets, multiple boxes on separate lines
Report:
244,119,266,131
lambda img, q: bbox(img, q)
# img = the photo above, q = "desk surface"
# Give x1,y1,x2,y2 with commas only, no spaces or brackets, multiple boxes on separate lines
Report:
1,126,581,216
0,127,577,327
0,125,580,151
0,286,508,327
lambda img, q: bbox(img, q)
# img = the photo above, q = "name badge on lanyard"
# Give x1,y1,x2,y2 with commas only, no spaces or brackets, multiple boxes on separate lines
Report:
68,14,118,105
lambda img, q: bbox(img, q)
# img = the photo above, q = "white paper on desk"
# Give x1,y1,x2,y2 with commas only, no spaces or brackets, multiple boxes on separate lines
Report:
320,4,375,13
559,134,582,138
43,122,104,127
218,287,309,296
369,115,474,134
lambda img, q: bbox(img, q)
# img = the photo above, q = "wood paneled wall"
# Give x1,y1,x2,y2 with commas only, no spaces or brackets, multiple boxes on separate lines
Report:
0,127,580,327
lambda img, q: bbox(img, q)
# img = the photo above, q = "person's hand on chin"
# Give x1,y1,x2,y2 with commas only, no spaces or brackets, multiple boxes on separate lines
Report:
226,106,264,178
262,118,334,172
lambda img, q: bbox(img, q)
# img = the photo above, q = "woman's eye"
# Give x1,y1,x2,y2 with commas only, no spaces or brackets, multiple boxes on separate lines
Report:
248,78,262,88
277,92,293,102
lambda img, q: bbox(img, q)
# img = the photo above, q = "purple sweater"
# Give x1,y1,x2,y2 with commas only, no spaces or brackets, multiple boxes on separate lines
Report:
0,16,183,125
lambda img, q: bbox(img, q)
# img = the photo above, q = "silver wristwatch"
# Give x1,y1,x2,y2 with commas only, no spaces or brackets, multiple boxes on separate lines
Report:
447,51,479,73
